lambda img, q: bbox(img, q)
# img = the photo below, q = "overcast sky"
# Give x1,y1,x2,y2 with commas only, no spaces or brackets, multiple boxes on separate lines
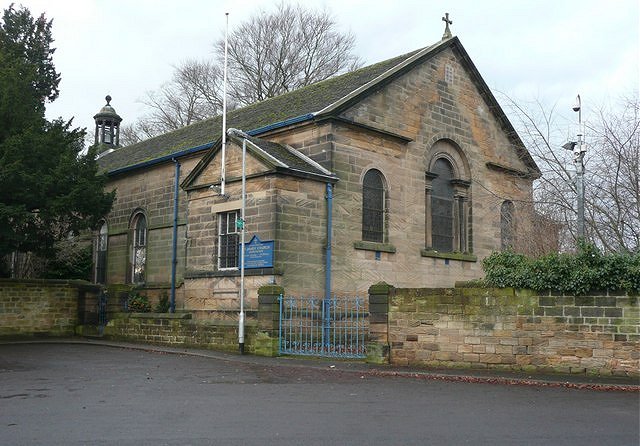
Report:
6,0,640,141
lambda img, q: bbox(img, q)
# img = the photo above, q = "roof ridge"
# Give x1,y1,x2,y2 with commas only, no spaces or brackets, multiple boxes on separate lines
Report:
98,43,438,173
117,48,426,151
244,47,426,111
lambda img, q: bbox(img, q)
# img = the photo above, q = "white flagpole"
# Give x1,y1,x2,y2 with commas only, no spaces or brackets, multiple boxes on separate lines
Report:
220,12,229,196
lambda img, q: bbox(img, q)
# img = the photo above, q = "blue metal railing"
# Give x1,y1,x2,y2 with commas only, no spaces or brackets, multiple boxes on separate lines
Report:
278,295,367,358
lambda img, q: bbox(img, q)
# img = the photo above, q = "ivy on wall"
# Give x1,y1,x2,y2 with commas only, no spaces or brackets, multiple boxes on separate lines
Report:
482,243,640,295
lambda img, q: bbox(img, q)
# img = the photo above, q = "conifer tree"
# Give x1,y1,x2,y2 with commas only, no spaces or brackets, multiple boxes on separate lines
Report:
0,5,114,266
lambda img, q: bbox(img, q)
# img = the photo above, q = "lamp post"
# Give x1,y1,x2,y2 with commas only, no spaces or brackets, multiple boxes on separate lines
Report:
562,94,586,242
227,128,247,355
239,136,246,355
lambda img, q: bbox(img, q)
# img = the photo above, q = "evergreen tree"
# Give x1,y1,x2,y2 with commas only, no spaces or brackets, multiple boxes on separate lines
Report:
0,5,114,264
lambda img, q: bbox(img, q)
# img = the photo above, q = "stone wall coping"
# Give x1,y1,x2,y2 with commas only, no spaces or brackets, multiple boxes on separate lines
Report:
196,319,258,327
0,278,100,290
451,283,638,298
125,312,193,320
109,315,258,328
368,282,394,295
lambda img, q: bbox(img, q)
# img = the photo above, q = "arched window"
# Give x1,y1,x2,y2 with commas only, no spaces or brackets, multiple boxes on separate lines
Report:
501,200,515,250
362,169,386,243
131,213,147,283
424,140,471,255
430,159,455,252
95,221,108,284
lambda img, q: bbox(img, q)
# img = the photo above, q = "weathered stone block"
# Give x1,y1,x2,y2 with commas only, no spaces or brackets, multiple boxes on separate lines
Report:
575,296,595,306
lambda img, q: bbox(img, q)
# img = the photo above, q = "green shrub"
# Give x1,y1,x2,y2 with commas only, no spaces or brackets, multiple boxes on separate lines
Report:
127,293,151,312
482,251,530,289
154,292,170,313
482,243,640,294
44,244,93,280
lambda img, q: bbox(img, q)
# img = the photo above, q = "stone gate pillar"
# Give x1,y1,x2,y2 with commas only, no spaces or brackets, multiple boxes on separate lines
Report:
367,282,392,364
254,284,284,357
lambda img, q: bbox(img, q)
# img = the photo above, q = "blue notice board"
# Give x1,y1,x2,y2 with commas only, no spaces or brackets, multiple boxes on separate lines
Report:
241,235,274,269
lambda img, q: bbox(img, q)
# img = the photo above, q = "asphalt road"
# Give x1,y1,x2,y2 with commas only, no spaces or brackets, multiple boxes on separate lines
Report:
0,343,638,446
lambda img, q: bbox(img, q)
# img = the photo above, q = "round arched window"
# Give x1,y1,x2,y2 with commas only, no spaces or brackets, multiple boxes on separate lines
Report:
431,159,455,252
362,169,386,243
131,213,147,283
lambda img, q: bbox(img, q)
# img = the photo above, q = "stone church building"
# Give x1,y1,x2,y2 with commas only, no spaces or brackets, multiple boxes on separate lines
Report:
94,32,540,318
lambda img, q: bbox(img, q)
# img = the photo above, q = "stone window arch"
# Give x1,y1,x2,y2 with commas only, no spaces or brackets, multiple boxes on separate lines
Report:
129,211,147,284
424,139,472,256
501,200,515,250
362,169,387,243
95,220,108,284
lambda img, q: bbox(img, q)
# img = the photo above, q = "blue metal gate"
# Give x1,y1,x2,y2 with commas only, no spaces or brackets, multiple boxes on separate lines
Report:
278,295,367,358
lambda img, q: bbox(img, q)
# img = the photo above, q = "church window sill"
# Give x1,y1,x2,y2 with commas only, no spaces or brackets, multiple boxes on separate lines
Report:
353,241,396,253
420,249,477,262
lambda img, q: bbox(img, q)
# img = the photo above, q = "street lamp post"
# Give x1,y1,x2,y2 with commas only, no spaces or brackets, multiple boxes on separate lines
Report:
226,128,248,355
563,94,586,242
238,136,246,355
574,95,586,242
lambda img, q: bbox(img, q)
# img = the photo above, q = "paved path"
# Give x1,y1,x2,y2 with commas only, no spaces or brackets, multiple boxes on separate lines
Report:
1,341,638,445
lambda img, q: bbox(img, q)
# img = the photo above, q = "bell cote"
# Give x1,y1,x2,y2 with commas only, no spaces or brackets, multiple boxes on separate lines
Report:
93,95,122,147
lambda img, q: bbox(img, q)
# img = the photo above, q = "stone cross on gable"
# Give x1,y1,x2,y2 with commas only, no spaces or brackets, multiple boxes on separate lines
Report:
442,12,453,40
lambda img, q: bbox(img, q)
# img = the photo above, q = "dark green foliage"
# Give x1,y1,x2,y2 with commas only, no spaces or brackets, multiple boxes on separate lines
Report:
483,243,640,294
154,292,170,313
127,293,151,313
0,5,58,126
43,244,92,280
0,5,114,262
0,256,10,278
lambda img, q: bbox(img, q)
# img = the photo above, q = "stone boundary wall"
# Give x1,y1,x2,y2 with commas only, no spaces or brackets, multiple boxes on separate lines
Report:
103,313,257,353
368,284,639,376
0,279,100,337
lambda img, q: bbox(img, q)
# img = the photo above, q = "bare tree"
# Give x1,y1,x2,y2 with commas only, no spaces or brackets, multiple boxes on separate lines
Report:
586,95,639,252
501,92,639,253
120,59,223,143
119,120,157,146
217,3,362,106
122,3,361,144
144,59,223,133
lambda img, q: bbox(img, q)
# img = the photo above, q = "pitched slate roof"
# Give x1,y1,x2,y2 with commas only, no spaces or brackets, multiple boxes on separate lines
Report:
98,47,423,174
98,36,540,176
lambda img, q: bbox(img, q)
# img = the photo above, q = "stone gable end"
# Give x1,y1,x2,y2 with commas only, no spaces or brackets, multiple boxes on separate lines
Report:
340,47,529,175
322,47,536,291
188,141,273,189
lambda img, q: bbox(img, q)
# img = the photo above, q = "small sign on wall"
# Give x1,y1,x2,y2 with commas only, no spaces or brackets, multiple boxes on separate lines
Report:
241,235,274,269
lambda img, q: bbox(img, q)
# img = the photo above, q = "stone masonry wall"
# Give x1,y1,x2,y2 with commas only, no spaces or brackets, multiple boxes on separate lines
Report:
86,285,281,356
379,286,639,376
0,279,99,337
326,46,536,292
104,313,257,353
274,177,328,296
104,155,200,287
